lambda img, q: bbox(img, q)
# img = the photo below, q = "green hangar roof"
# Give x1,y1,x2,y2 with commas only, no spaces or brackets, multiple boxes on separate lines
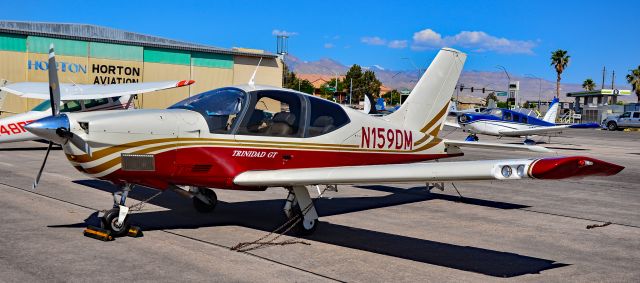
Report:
0,21,277,59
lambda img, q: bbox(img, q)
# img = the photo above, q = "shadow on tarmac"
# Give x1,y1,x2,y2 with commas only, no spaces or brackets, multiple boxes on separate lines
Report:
52,179,566,278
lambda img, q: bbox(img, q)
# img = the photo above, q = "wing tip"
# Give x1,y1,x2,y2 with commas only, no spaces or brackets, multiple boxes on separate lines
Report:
176,80,195,87
530,156,624,179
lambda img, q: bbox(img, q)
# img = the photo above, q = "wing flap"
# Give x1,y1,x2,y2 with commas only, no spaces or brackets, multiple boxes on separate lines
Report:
0,80,194,100
233,156,623,187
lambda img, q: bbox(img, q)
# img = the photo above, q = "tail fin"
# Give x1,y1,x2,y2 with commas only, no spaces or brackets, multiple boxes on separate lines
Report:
542,97,559,124
363,93,377,114
386,48,466,136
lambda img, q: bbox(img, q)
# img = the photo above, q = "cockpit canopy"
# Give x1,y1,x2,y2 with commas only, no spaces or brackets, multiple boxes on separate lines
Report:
169,87,350,137
169,88,245,134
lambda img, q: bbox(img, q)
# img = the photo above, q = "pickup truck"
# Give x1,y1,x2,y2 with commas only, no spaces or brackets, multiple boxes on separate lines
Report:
603,111,640,130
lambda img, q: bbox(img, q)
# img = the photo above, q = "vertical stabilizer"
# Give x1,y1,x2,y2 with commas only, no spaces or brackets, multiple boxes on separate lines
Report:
386,48,466,136
542,97,559,124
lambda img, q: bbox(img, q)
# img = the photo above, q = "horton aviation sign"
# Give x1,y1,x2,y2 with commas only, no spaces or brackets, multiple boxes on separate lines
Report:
28,60,142,84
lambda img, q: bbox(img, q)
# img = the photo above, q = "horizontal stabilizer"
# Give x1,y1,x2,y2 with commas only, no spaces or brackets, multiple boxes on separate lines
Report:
568,122,600,129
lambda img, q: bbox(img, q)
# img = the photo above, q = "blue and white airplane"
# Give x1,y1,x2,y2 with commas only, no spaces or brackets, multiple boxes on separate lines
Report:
452,98,600,145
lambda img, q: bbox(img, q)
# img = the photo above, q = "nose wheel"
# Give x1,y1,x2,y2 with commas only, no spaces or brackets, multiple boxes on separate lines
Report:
101,207,131,237
193,188,218,213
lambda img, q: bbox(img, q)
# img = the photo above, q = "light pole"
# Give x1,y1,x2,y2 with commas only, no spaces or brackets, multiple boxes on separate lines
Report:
525,74,542,111
402,57,421,78
495,65,513,106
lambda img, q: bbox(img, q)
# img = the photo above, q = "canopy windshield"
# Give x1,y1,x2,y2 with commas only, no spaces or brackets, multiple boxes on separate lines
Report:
169,88,246,133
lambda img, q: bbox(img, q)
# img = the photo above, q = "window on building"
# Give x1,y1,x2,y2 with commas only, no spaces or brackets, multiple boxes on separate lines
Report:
306,96,350,137
169,88,245,134
237,90,303,137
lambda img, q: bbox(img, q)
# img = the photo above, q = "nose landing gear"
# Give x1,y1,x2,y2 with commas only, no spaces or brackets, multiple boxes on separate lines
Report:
91,183,145,239
192,187,218,213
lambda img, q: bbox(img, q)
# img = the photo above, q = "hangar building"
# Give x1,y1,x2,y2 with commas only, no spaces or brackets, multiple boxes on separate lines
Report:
0,21,282,117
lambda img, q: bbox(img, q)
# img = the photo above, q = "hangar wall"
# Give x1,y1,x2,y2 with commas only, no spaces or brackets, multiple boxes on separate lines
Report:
0,32,282,117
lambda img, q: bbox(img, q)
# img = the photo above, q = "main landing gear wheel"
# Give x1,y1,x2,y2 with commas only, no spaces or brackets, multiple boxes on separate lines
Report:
101,208,131,237
284,186,320,236
523,138,536,146
286,202,319,236
193,188,217,213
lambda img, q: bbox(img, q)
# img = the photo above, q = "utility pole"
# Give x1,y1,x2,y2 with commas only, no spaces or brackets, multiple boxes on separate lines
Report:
349,78,353,106
276,35,289,88
601,66,606,89
611,70,615,89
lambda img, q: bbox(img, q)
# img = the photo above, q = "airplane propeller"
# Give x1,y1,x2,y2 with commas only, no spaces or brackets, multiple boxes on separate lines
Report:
27,44,91,189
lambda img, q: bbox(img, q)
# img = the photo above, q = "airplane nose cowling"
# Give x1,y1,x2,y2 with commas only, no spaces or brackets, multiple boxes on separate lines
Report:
25,114,70,145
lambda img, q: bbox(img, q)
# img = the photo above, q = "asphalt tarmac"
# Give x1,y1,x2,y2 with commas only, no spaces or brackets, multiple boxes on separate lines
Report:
0,127,638,282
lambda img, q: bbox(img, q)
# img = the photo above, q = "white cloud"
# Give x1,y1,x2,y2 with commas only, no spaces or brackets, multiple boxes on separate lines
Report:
324,43,334,49
272,29,298,36
372,64,385,70
411,28,536,54
412,29,443,49
387,40,408,49
361,36,387,46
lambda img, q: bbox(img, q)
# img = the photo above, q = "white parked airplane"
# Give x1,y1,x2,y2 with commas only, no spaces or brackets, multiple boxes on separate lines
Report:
0,73,194,144
452,98,600,145
25,46,624,237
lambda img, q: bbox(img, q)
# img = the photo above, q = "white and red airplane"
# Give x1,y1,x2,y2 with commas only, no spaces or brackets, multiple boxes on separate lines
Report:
25,46,624,237
0,73,194,144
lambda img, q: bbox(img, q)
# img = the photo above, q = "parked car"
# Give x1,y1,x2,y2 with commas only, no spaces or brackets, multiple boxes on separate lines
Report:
603,111,640,130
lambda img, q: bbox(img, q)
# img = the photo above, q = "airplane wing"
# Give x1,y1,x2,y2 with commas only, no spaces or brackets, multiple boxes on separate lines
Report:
0,80,194,100
233,156,623,187
498,123,600,136
444,139,553,153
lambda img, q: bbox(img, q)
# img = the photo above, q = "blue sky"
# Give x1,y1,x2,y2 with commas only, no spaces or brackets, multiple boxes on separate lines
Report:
3,0,638,85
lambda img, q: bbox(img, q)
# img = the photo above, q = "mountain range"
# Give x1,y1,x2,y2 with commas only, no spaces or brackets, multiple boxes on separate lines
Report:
285,55,636,103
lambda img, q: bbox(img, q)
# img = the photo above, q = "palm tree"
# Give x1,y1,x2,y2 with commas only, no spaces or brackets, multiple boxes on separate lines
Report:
627,65,640,102
550,50,570,98
582,78,596,91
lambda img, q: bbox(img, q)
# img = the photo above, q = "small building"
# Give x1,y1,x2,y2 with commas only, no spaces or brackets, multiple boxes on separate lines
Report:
567,89,631,112
0,21,282,117
566,89,631,123
455,96,486,110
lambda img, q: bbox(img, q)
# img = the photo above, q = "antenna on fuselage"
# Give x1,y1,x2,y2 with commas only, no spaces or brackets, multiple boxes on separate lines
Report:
248,57,263,87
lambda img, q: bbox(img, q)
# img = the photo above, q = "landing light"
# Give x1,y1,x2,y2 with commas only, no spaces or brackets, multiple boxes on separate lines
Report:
578,160,594,167
501,165,512,178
